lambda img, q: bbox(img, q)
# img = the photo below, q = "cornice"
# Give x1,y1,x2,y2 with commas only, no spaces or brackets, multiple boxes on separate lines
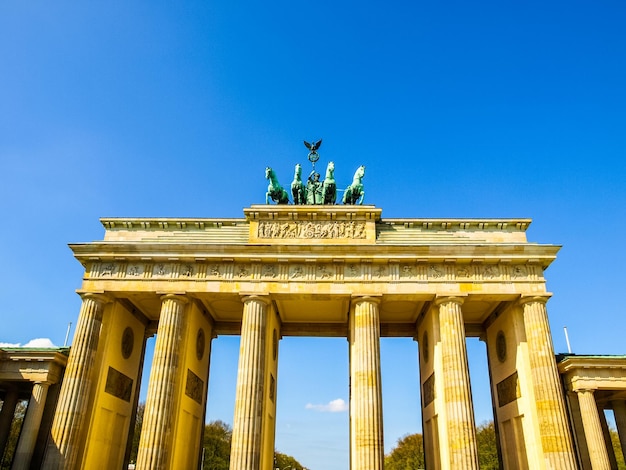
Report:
69,242,559,267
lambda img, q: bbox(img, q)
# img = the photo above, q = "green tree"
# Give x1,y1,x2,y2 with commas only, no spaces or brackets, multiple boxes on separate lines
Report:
385,421,500,470
610,426,626,470
476,421,499,470
202,420,232,470
127,408,304,469
128,402,144,464
1,400,27,470
274,450,305,469
384,433,425,470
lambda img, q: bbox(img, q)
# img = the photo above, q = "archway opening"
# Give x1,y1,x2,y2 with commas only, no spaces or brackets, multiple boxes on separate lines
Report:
380,337,421,456
275,336,349,470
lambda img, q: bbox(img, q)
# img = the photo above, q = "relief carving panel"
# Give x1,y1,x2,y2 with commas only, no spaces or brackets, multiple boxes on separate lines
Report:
88,260,538,284
257,221,366,239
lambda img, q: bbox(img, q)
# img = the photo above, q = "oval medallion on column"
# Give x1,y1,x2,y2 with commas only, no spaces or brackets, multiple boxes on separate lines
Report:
196,328,205,360
273,329,278,361
496,330,507,363
121,327,134,359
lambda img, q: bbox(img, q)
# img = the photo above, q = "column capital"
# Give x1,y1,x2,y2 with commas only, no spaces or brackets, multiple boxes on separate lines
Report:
435,295,467,306
240,294,271,305
159,293,189,304
78,292,111,305
575,388,597,395
351,294,382,305
32,380,52,387
518,294,552,306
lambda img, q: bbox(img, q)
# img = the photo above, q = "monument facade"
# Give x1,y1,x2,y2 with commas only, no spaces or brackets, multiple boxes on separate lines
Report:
34,203,586,469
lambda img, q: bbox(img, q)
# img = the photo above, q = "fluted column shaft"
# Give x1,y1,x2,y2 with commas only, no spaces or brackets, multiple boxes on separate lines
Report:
136,294,188,469
11,382,50,470
521,296,577,469
229,296,269,470
437,297,479,469
577,390,610,469
613,400,626,462
0,389,19,457
44,293,108,469
349,296,384,470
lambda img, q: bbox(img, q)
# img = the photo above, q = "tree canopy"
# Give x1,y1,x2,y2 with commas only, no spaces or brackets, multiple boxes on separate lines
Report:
127,404,305,469
384,433,425,470
384,420,499,470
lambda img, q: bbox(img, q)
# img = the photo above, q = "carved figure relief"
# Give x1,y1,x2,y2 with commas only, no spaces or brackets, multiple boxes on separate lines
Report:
497,372,520,407
181,264,194,277
317,265,332,279
429,265,444,279
263,265,277,278
101,263,115,276
511,265,527,278
401,265,415,277
128,265,141,277
346,264,360,278
483,265,500,279
105,367,133,402
210,265,221,277
257,221,366,239
423,373,435,406
374,265,388,278
89,260,536,287
290,265,304,279
237,265,250,278
456,267,471,278
185,369,204,405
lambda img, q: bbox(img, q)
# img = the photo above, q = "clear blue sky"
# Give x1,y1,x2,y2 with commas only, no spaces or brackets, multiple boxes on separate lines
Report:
1,2,625,469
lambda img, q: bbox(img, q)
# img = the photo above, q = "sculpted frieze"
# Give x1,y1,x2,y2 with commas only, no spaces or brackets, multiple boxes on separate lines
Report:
263,264,278,278
401,265,415,278
317,264,333,279
290,265,305,279
428,265,445,279
456,266,471,279
181,264,194,277
257,220,366,239
482,265,500,279
89,260,535,283
511,265,527,278
128,264,142,277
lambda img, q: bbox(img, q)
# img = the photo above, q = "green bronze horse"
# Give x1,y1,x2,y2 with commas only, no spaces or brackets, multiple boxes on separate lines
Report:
322,161,336,204
265,167,289,204
342,165,365,205
291,163,306,205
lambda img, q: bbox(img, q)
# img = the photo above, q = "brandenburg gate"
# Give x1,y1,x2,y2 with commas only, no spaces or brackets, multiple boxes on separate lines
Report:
41,204,580,469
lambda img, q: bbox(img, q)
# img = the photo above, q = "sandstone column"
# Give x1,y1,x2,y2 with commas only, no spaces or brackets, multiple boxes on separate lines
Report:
437,296,479,469
136,294,188,469
576,389,610,469
520,295,577,469
44,292,109,469
229,295,269,470
349,296,384,470
613,400,626,462
11,382,50,470
0,388,19,457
